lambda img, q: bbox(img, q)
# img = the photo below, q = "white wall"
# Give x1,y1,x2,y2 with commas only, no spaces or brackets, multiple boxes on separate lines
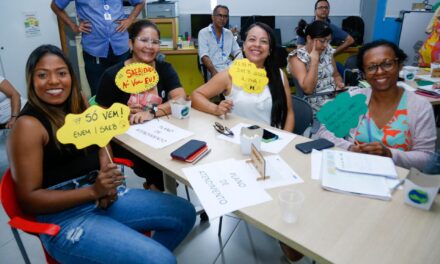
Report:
386,0,437,17
0,0,60,98
148,0,361,16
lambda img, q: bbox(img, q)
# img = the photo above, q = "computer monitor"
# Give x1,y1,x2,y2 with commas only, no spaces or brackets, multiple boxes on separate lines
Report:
191,14,212,39
191,14,230,40
240,16,275,41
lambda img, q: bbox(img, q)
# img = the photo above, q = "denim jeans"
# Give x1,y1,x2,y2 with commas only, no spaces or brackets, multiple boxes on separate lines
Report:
36,177,196,264
83,46,130,96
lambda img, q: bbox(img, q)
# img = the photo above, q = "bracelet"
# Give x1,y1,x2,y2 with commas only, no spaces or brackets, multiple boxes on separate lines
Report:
11,115,18,118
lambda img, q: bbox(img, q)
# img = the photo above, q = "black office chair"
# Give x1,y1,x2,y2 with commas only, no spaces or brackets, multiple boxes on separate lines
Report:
292,95,314,137
196,55,209,83
343,55,362,86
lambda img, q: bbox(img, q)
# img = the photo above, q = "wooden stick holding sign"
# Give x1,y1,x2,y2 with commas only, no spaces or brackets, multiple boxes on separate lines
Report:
246,144,270,181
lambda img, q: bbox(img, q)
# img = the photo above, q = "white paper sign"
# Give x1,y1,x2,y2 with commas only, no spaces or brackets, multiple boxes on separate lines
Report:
217,123,296,153
254,155,303,189
183,159,272,219
125,119,193,149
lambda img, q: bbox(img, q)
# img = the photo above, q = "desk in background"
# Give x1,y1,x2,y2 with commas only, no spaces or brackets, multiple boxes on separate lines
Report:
161,48,204,95
115,109,440,264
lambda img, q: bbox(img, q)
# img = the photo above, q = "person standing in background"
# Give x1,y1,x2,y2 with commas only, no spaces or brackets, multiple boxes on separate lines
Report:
297,0,354,55
50,0,145,96
198,5,242,79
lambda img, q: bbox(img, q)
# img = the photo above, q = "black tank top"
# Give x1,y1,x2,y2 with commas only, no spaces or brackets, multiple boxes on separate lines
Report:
19,103,100,188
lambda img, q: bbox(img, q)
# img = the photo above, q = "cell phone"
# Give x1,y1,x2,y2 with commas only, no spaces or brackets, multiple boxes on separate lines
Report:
295,138,335,154
248,125,279,143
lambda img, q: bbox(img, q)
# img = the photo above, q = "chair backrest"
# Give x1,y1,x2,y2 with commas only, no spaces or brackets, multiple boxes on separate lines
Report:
344,54,358,70
196,55,209,83
291,77,305,98
342,16,365,46
291,95,313,136
0,169,29,220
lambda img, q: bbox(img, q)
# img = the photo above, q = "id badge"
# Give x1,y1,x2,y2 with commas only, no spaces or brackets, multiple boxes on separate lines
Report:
104,12,112,20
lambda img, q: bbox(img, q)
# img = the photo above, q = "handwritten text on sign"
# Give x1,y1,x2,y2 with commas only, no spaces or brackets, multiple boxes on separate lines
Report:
57,103,130,149
317,92,367,138
125,119,193,149
229,58,268,94
115,63,159,94
183,159,272,219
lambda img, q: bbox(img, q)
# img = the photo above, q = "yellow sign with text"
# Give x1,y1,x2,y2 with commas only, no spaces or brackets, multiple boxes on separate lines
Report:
56,103,130,149
115,63,159,94
229,58,268,94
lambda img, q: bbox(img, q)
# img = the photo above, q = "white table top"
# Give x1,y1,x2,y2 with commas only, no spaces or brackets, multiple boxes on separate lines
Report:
115,109,440,264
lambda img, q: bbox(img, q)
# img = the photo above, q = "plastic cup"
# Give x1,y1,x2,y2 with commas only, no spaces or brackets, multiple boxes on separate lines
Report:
240,134,261,155
170,98,191,119
431,62,440,78
278,189,304,224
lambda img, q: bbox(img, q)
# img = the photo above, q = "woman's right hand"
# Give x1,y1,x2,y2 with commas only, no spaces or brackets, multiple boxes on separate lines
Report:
92,163,123,200
214,99,233,116
310,39,321,61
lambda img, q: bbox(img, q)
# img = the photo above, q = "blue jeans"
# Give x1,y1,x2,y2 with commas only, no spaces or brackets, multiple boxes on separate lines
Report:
36,177,196,264
83,46,130,96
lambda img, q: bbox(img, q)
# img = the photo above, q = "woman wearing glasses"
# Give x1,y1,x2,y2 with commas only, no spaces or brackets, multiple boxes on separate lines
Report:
288,20,345,114
192,22,294,132
96,19,186,191
318,40,436,170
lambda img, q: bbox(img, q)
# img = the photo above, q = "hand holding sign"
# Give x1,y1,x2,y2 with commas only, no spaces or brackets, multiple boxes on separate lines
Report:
316,92,368,138
57,103,130,149
115,63,159,94
228,58,268,94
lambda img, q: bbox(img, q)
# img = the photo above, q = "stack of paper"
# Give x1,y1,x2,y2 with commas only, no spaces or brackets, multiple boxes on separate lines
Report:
320,150,400,200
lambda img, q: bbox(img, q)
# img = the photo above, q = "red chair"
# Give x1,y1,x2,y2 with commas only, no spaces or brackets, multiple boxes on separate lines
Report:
0,158,136,264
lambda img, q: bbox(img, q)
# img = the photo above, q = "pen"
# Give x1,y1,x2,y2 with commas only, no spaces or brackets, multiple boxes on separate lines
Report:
192,148,211,165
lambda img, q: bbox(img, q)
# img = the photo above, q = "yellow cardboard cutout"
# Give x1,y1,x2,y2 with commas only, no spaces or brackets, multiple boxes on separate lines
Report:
228,58,268,94
57,103,130,149
115,63,159,94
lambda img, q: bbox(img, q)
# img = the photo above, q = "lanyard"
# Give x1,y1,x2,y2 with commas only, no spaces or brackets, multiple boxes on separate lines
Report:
211,25,225,56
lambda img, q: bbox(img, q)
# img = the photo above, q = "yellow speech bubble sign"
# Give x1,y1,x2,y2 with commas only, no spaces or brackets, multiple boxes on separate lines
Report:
56,103,130,149
115,63,159,94
228,58,268,94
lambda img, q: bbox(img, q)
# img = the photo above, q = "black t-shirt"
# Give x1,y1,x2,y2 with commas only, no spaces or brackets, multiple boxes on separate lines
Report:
19,103,100,188
96,60,182,107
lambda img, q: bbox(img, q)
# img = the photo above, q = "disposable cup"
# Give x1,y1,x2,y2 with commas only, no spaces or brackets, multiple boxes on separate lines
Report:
278,189,304,224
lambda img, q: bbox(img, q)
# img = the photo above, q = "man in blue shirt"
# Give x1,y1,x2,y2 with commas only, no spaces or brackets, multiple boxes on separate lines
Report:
198,5,242,79
297,0,354,55
51,0,145,96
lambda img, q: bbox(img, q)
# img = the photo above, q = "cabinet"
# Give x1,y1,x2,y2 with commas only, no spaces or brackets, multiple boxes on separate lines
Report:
149,18,179,50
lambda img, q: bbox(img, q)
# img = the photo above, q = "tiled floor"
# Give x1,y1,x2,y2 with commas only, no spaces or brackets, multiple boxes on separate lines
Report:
0,166,312,264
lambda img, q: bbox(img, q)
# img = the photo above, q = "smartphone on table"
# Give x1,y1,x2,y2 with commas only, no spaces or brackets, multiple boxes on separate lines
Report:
295,138,334,154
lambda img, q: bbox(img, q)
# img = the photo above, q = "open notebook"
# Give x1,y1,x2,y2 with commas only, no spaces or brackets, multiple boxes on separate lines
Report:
321,150,399,201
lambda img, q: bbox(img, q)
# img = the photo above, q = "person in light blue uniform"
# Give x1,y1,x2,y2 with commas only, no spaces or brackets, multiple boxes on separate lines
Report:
198,5,242,79
50,0,145,96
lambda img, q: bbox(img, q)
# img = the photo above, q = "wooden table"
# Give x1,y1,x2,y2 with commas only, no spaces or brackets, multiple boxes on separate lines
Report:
115,109,440,264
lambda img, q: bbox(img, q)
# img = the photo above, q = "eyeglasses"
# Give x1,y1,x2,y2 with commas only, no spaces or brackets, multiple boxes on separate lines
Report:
364,58,399,74
135,37,161,46
316,6,330,10
214,14,229,19
213,122,234,137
